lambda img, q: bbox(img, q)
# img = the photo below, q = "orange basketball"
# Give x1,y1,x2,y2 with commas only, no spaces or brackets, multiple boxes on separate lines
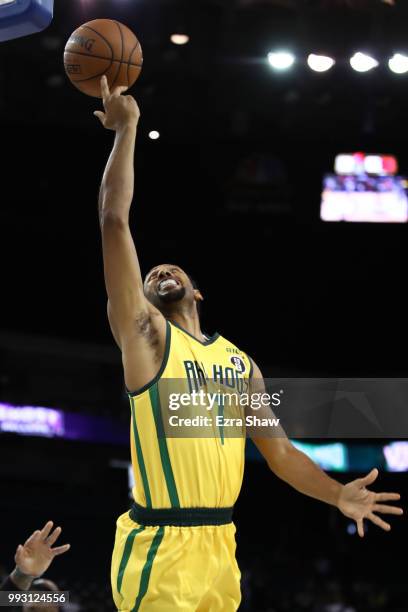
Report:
64,19,143,98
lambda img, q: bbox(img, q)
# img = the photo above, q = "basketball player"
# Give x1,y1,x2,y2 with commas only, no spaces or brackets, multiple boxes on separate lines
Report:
94,76,403,612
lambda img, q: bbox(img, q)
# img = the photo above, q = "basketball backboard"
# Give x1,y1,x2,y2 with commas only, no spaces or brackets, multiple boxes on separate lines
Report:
0,0,53,42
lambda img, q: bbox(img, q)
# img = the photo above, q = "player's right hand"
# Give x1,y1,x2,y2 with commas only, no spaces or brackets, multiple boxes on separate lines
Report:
94,75,140,131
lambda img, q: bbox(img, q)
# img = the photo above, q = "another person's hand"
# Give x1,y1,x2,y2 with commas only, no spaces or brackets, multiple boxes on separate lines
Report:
10,521,70,589
94,75,140,131
338,468,403,537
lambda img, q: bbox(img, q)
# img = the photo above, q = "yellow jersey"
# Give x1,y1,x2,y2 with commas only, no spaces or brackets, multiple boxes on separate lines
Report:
127,320,253,509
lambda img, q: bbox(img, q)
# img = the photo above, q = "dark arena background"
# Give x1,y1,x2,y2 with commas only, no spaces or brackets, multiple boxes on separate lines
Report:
1,0,408,610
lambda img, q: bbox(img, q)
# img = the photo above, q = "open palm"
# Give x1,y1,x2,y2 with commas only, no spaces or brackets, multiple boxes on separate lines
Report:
14,521,70,577
338,468,403,537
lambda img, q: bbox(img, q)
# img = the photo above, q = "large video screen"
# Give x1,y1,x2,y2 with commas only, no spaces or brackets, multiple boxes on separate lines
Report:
320,173,408,223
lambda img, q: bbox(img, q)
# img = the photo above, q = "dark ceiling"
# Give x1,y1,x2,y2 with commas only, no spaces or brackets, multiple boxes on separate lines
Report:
1,0,408,137
1,0,408,374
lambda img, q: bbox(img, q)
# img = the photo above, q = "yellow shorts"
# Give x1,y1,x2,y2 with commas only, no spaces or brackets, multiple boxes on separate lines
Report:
111,511,241,611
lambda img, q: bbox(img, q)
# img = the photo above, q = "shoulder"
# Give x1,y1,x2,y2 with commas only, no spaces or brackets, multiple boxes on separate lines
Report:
216,333,256,378
247,355,263,379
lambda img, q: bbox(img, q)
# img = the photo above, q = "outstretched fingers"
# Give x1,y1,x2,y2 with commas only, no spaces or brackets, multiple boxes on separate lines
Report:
23,530,41,547
39,521,54,541
357,468,379,488
373,504,403,515
46,526,62,547
51,544,71,557
357,518,365,538
368,512,391,531
375,492,401,502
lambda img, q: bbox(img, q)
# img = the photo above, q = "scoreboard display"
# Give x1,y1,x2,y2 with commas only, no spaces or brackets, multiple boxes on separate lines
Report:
321,153,408,223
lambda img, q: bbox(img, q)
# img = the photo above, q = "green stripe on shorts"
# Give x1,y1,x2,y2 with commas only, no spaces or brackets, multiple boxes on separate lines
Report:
117,526,145,595
132,526,165,611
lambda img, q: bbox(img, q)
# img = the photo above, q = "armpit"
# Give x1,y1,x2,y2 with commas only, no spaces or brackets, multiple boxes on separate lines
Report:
135,312,161,362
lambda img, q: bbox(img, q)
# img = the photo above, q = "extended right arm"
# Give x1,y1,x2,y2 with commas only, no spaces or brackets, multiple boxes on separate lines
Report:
99,121,147,341
95,77,166,390
97,77,148,342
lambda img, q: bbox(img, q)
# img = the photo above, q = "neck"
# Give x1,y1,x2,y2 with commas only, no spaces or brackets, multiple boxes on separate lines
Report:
163,306,205,342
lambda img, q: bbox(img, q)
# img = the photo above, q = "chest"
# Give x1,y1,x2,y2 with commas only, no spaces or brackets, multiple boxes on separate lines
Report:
166,334,250,394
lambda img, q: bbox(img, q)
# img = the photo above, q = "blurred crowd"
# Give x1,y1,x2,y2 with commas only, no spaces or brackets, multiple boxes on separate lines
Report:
239,556,407,612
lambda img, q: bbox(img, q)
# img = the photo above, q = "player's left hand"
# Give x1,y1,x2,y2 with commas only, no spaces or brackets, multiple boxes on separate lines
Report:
15,521,70,577
338,468,403,537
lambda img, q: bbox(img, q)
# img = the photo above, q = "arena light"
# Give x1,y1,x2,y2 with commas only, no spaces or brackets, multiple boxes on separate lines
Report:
364,155,384,174
170,33,190,45
384,441,408,472
0,1,15,4
388,53,408,74
307,54,335,72
0,403,64,438
334,152,398,176
292,442,347,471
267,51,295,70
149,130,160,140
350,52,378,72
335,154,356,175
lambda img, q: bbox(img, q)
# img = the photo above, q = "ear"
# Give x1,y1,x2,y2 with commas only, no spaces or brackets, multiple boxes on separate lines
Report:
194,289,204,303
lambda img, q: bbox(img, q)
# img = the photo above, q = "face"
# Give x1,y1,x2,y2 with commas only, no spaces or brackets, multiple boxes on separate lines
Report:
144,264,200,311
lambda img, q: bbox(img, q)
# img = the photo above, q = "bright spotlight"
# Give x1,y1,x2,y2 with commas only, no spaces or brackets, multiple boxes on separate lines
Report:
148,131,160,140
267,51,295,70
350,52,378,72
0,0,15,4
307,54,335,73
170,33,190,45
388,53,408,74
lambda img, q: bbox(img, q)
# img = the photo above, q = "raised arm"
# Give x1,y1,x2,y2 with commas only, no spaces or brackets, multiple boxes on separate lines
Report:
248,358,403,537
95,77,166,390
